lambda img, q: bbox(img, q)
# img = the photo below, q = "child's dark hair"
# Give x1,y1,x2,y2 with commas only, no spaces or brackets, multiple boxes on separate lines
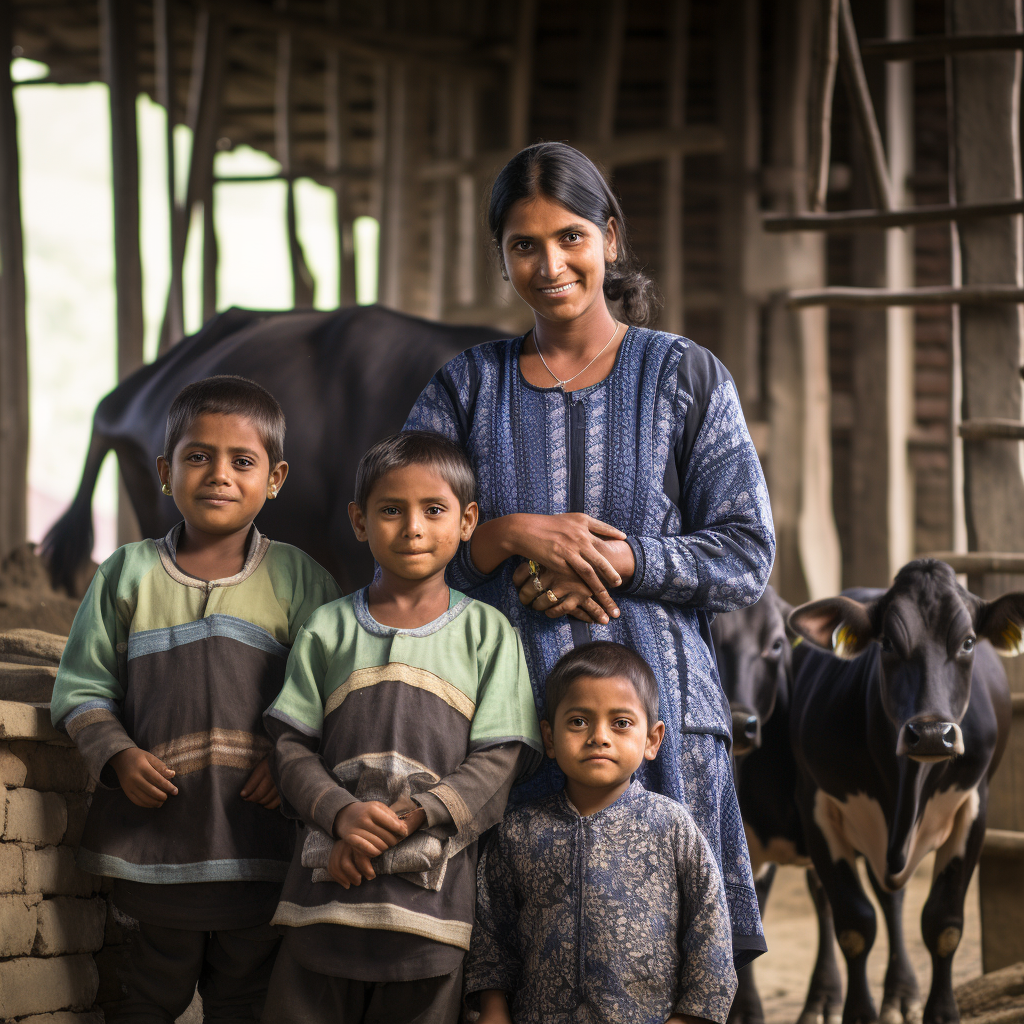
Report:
488,142,659,327
164,376,286,466
354,431,476,510
545,641,660,726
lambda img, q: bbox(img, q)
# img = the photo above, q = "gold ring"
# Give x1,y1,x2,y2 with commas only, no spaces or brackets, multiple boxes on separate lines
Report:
531,575,544,593
545,590,558,605
528,560,541,576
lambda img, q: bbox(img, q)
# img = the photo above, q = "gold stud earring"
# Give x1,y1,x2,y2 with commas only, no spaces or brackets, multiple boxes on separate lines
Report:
268,486,278,499
162,483,172,496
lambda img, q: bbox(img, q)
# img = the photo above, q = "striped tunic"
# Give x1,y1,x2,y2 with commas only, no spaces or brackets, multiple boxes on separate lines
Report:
50,525,341,927
265,588,542,980
405,327,775,960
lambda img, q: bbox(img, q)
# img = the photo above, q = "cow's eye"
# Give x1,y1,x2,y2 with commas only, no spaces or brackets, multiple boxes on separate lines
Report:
879,635,894,654
961,636,976,654
771,638,785,654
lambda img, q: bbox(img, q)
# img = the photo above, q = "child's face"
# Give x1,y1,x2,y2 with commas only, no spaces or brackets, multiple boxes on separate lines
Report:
541,674,664,794
156,412,288,538
347,465,478,584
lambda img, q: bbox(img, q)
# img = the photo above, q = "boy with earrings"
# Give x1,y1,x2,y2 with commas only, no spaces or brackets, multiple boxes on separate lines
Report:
261,430,542,1024
467,641,738,1024
51,376,342,1023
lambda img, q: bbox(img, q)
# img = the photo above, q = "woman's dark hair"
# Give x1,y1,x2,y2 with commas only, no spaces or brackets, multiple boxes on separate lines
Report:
164,375,286,466
544,641,660,727
487,142,659,327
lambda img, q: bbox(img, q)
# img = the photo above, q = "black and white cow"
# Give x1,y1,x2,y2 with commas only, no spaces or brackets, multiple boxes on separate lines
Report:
787,560,1015,1024
714,587,842,1024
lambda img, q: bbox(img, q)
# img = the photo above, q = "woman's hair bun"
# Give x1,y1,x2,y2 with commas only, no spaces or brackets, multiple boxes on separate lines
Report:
487,142,661,327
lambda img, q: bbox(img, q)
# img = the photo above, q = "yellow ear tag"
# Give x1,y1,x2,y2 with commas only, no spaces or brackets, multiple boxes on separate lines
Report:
791,636,803,648
1000,620,1024,656
831,623,855,658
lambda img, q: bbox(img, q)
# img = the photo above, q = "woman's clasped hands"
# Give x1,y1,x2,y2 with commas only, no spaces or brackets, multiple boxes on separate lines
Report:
507,513,632,624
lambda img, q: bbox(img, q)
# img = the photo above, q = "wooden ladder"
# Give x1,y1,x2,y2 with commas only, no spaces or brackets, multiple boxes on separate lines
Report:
764,0,1024,973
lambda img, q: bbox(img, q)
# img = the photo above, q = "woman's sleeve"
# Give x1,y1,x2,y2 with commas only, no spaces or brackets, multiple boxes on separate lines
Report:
404,360,502,592
621,371,775,612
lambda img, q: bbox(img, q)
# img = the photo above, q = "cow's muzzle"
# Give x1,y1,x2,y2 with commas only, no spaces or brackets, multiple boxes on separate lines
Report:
896,720,964,762
731,705,761,756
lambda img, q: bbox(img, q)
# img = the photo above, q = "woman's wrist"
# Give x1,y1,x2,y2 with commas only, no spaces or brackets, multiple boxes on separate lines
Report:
469,514,527,575
594,537,636,584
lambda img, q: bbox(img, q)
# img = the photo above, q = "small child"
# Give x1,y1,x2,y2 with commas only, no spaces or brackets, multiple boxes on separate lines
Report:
51,376,342,1022
467,641,739,1024
261,430,542,1023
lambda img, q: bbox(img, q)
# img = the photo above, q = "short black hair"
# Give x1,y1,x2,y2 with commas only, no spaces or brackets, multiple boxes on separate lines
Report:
354,431,476,510
164,376,286,466
544,641,660,726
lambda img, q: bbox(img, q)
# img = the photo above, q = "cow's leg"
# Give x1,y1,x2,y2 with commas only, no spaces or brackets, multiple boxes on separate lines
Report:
800,803,878,1024
865,864,922,1024
920,789,985,1024
729,863,776,1024
797,867,844,1024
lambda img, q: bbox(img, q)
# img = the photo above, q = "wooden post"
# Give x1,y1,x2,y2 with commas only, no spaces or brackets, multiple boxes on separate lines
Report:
762,0,842,603
0,3,28,558
508,0,537,151
662,0,688,337
325,0,356,307
153,0,184,343
428,77,454,321
276,2,315,309
947,0,1024,972
159,11,227,350
808,0,840,213
101,0,145,546
716,0,759,406
379,62,407,310
581,0,626,145
454,82,476,309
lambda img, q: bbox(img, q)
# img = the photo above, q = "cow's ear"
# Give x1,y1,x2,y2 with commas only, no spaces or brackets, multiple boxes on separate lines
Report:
787,597,874,659
771,593,799,644
976,593,1024,656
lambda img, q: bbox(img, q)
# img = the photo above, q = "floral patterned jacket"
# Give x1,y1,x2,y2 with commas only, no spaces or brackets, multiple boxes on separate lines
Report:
465,781,738,1024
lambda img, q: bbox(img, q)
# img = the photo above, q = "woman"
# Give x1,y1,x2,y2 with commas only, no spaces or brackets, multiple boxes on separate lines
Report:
405,142,773,966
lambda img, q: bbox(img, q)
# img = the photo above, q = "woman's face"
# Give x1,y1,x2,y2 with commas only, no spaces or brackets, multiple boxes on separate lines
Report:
501,193,618,325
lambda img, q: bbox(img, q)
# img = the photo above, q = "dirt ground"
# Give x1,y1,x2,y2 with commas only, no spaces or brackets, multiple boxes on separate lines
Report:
0,543,82,635
757,856,982,1023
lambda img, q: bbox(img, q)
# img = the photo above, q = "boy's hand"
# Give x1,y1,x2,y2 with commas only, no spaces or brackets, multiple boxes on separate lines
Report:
477,990,513,1023
240,757,280,809
333,800,408,857
327,839,376,888
109,748,178,808
389,795,427,833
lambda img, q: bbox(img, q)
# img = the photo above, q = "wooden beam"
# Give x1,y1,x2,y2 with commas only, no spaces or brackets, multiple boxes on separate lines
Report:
427,77,454,320
454,82,477,309
419,125,726,182
862,32,1024,60
379,63,407,310
928,552,1024,574
202,187,218,320
959,418,1024,440
324,0,355,307
787,284,1024,307
807,0,839,212
581,0,626,145
275,1,314,309
159,10,227,350
199,0,504,79
153,0,183,342
766,196,1024,232
0,1,29,557
838,0,892,209
662,0,689,336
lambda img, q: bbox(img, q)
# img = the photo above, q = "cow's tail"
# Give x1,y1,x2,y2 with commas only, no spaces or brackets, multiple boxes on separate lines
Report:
40,428,111,596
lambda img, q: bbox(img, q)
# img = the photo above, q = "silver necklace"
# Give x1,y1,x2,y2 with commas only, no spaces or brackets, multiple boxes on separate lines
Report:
534,322,621,391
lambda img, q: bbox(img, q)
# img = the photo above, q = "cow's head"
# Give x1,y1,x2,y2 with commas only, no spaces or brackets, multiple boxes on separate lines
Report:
712,586,794,756
788,560,1024,762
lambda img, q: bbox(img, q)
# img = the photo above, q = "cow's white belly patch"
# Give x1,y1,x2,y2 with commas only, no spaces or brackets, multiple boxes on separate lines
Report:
812,786,978,891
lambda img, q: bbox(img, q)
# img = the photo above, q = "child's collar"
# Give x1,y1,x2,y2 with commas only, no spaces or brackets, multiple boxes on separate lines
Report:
352,585,471,638
560,776,644,821
157,522,270,589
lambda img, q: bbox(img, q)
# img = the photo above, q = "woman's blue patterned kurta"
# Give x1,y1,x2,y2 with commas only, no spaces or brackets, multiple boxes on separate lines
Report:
405,326,775,962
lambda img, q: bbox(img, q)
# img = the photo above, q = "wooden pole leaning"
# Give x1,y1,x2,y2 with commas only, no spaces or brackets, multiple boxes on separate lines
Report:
0,3,29,558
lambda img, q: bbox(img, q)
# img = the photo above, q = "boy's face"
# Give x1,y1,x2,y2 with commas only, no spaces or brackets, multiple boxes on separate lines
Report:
348,465,478,584
156,412,288,538
541,674,665,794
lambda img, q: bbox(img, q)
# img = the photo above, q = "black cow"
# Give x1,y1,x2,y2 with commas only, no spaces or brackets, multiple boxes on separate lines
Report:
714,588,842,1024
788,561,1015,1024
43,305,503,594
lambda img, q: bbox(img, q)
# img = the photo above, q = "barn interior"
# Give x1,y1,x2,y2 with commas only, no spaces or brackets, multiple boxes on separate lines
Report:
2,0,1024,1018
